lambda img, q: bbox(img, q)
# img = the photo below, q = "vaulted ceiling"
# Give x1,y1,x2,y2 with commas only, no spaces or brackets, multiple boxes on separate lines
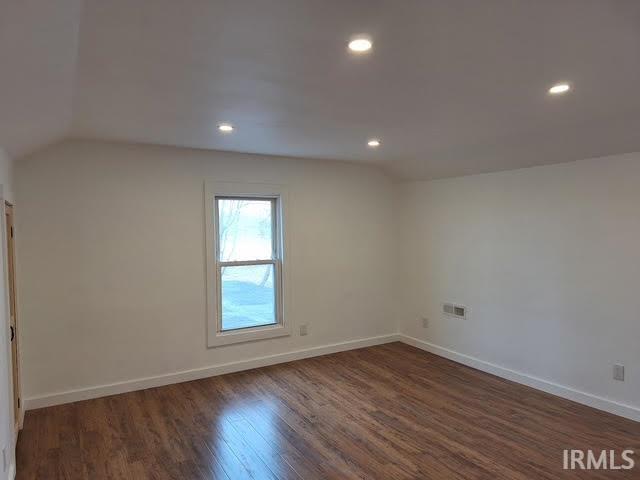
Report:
2,0,640,179
0,0,82,158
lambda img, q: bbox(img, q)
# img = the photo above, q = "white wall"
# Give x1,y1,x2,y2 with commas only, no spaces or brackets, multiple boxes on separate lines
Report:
398,152,640,414
0,146,15,479
15,140,398,401
13,139,640,422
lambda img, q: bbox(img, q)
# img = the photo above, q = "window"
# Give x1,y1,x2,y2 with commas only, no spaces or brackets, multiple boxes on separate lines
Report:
205,182,290,346
216,197,280,331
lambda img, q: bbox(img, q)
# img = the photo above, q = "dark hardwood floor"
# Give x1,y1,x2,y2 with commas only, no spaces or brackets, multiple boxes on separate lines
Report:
17,342,640,479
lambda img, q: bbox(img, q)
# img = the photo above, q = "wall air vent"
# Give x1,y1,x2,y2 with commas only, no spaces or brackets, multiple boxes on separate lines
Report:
443,302,466,319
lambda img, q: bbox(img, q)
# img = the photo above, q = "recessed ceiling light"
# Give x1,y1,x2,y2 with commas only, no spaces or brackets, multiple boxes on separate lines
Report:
218,123,234,132
548,83,570,95
348,37,372,53
367,138,381,147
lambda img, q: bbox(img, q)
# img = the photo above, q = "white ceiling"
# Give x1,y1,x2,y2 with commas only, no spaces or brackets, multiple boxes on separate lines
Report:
0,0,81,157
3,0,640,179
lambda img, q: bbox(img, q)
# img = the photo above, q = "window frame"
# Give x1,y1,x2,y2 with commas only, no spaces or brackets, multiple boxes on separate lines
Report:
205,182,291,347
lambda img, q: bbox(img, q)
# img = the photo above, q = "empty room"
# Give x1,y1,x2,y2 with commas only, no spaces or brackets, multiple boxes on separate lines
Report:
1,0,639,478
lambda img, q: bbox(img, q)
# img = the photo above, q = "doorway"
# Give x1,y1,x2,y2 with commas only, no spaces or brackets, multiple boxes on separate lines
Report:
5,202,21,431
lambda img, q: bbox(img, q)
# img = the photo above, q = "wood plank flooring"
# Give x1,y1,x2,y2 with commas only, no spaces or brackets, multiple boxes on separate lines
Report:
16,342,640,479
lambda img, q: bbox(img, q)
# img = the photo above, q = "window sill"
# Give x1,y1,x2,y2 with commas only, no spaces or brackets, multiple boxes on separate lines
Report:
207,323,291,347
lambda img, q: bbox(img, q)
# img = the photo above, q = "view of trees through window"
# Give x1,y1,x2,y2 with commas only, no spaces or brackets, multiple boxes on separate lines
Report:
216,198,278,331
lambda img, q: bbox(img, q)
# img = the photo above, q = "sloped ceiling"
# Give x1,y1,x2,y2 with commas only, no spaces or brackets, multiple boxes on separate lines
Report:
0,0,82,158
3,0,640,179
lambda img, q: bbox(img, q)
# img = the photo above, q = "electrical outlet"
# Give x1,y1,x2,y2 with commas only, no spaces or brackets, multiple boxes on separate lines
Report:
422,317,429,328
299,324,308,336
613,364,625,381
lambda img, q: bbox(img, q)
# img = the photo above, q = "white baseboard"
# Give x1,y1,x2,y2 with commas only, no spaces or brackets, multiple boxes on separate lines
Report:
399,334,640,423
25,334,400,410
24,332,640,424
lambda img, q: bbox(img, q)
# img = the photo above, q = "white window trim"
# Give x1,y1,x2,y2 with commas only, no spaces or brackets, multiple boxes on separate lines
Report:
205,181,291,347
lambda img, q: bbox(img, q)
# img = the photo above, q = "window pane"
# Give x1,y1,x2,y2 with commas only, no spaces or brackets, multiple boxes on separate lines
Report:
217,198,273,261
221,264,276,331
